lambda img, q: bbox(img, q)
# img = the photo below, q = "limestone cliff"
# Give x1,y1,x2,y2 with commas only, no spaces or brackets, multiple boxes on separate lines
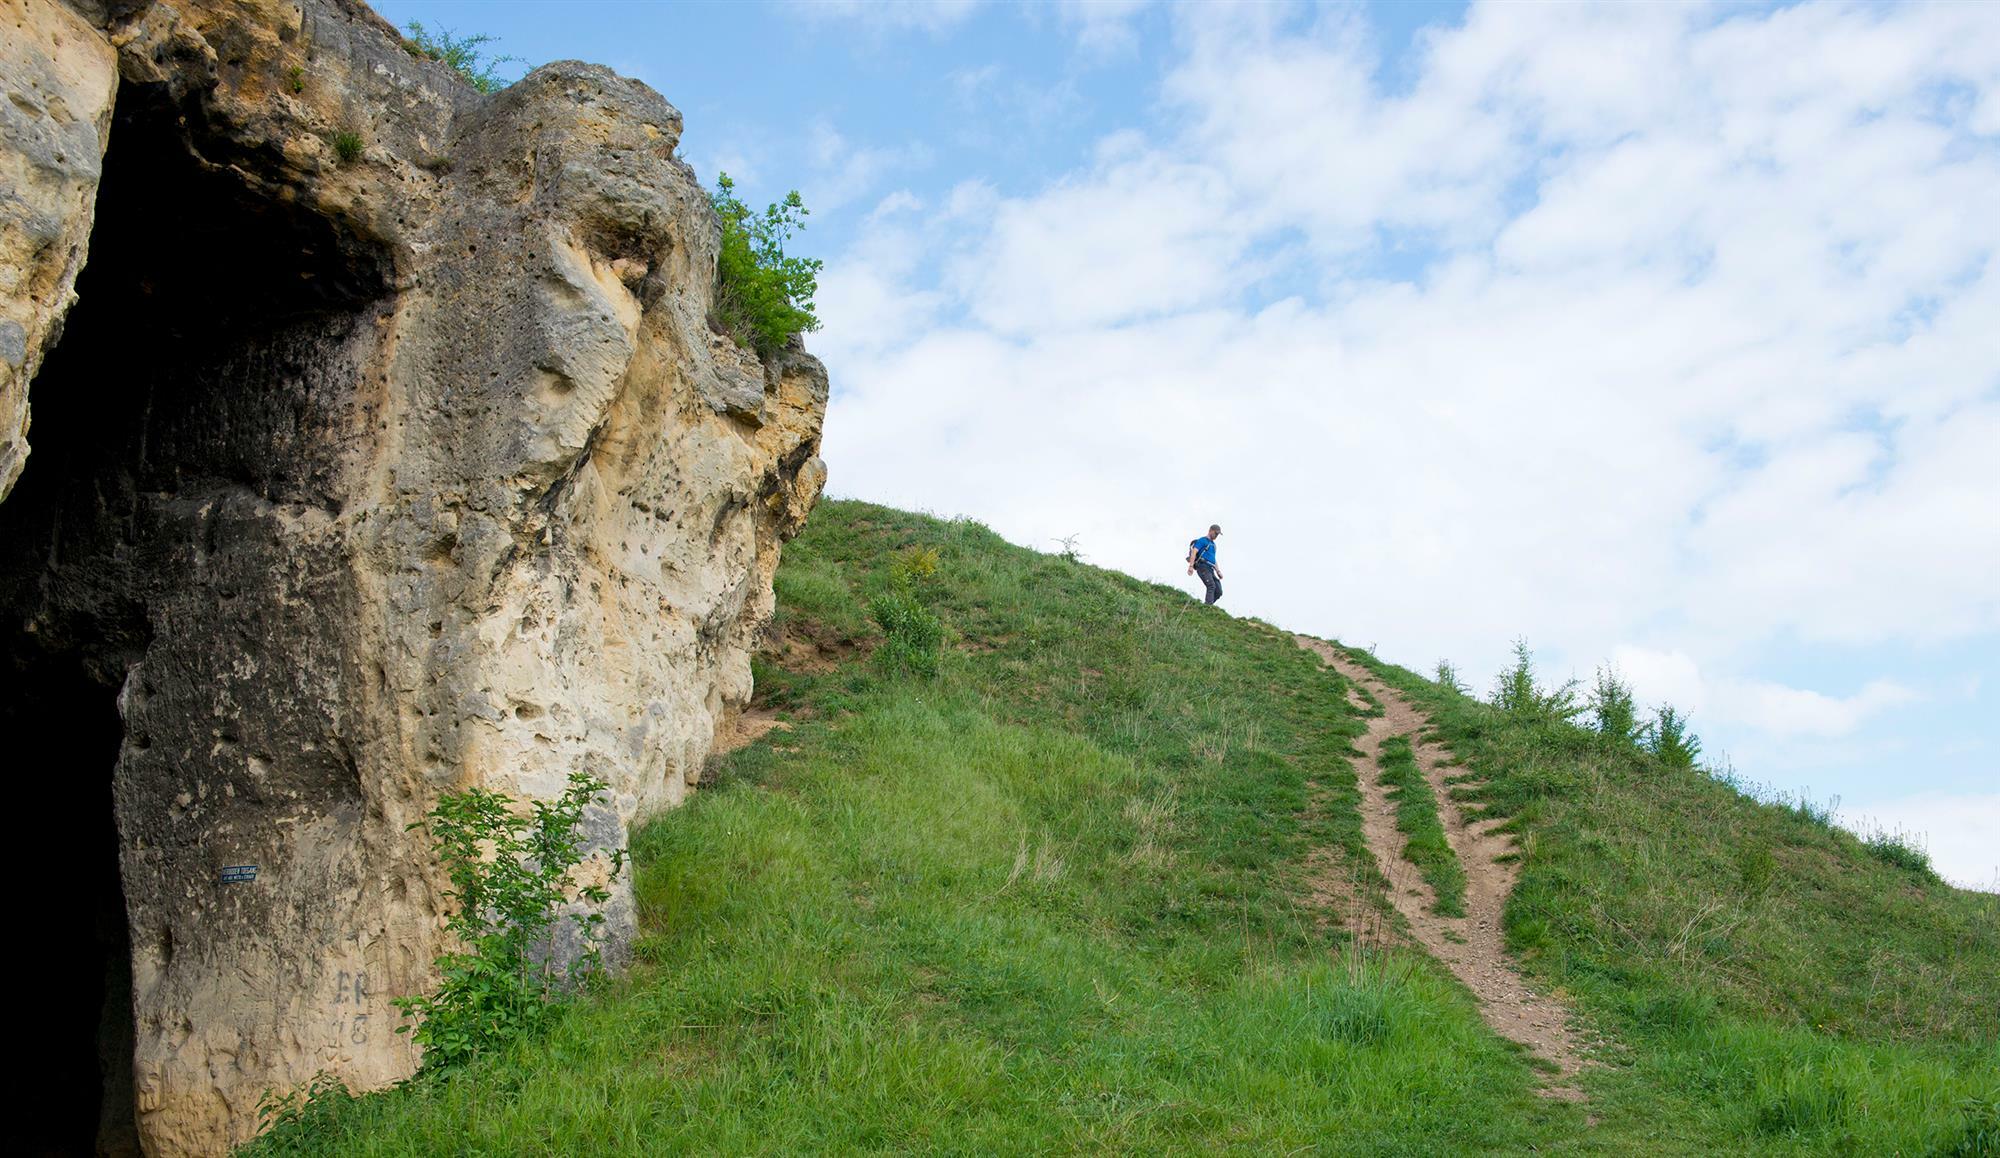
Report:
0,1,828,1153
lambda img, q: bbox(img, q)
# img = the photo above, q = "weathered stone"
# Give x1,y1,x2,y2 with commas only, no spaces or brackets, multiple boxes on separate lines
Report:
0,0,119,500
0,1,827,1153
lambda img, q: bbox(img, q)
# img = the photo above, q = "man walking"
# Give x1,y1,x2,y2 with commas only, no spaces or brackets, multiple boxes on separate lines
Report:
1187,524,1224,606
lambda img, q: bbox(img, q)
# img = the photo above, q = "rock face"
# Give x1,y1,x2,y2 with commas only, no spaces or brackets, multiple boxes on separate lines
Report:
0,1,828,1153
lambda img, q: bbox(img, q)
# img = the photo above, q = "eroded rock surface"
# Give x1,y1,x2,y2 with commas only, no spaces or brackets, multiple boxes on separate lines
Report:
0,1,827,1153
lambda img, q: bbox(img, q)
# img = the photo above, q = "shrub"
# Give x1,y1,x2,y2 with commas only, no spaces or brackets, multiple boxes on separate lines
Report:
1648,705,1702,768
1863,827,1939,882
1588,666,1638,741
330,130,365,164
393,772,623,1072
1434,659,1467,696
890,545,942,592
285,65,305,94
871,591,942,678
403,21,521,93
1489,638,1584,724
1737,842,1777,894
253,1072,356,1146
711,173,823,358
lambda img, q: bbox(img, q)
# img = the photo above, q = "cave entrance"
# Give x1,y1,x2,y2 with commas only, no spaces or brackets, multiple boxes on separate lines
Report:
0,78,390,1155
0,660,136,1156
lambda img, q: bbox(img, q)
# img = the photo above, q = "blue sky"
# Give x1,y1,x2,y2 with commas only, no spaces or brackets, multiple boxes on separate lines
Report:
377,0,1999,888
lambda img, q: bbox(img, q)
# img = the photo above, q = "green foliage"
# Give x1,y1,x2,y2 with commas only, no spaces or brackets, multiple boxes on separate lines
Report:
1433,658,1467,696
1376,735,1467,916
870,591,942,677
1588,665,1639,741
1488,637,1584,724
252,1072,356,1151
285,65,305,94
1737,841,1777,894
1864,826,1940,882
391,772,623,1072
870,544,947,677
329,130,364,164
889,544,941,593
711,173,822,358
402,21,521,93
1648,703,1703,768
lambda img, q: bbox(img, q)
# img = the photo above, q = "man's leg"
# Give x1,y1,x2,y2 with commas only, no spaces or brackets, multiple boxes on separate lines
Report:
1199,564,1221,605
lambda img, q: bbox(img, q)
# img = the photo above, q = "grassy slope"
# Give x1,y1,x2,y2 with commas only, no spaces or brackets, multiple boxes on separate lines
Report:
251,500,1997,1155
1345,648,2000,1154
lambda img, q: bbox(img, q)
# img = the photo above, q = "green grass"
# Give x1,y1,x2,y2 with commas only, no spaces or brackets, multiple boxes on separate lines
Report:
1378,734,1468,917
246,500,1999,1155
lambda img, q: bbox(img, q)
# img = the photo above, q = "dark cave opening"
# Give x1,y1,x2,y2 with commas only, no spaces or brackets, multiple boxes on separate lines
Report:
0,662,136,1156
0,82,391,1155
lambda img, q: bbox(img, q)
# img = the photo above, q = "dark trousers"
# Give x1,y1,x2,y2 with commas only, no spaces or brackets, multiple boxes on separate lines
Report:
1194,561,1222,605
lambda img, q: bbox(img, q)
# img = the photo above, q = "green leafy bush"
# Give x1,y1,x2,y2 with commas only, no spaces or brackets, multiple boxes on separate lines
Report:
1434,659,1467,696
1588,666,1638,741
253,1072,357,1150
711,173,823,358
393,772,623,1072
403,21,521,93
871,592,942,678
1647,704,1702,768
1489,638,1583,724
1737,841,1777,894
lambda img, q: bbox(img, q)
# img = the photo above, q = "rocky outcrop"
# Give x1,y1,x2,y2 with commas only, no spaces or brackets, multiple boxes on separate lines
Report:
0,0,118,501
0,1,827,1153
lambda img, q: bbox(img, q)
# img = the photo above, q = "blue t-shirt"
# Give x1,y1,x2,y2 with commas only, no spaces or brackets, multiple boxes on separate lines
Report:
1191,536,1217,567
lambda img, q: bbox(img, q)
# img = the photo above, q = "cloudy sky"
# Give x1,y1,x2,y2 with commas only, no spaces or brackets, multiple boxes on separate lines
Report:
380,0,1998,888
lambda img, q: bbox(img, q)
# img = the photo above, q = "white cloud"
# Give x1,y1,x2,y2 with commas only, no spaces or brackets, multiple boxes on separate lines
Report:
804,123,932,214
948,149,1252,332
812,0,2000,832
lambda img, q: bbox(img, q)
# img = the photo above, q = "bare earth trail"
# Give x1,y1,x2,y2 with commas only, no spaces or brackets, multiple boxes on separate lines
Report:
1296,637,1592,1100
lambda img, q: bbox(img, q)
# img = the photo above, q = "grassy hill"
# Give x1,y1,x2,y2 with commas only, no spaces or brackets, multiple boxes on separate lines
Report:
252,500,1999,1155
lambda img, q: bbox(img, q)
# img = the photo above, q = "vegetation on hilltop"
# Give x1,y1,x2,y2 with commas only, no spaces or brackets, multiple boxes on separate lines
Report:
711,174,823,359
246,500,1998,1155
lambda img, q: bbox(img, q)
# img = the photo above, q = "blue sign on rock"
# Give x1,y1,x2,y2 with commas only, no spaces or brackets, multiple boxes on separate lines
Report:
220,865,258,884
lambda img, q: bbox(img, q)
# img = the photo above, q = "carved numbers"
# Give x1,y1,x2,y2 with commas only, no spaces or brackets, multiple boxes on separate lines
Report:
332,970,372,1045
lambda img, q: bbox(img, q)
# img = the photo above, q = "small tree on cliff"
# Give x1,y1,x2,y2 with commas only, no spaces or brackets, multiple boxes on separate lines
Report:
711,173,823,359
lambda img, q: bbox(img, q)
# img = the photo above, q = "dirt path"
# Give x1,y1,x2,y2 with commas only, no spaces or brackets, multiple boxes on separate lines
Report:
1297,636,1590,1099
